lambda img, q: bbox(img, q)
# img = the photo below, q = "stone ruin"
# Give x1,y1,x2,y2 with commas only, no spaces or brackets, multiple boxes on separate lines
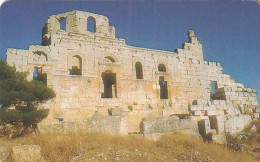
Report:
5,10,259,142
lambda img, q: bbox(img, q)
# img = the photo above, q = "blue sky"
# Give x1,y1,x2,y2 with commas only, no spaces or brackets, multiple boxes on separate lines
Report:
0,1,259,101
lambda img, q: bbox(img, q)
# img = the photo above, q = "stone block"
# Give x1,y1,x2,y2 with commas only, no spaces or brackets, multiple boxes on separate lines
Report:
213,100,219,105
190,105,198,111
197,99,207,105
219,100,226,105
85,114,128,135
217,110,225,115
203,106,210,111
198,118,211,137
193,110,202,116
209,105,216,110
209,115,227,134
226,104,241,115
140,116,179,134
224,114,252,135
140,116,198,135
206,110,217,116
108,108,123,116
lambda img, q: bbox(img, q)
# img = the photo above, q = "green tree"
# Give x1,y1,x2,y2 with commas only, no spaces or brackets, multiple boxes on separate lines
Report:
0,60,55,137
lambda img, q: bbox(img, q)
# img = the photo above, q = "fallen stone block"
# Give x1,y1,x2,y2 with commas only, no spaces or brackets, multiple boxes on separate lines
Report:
140,116,180,134
140,116,199,135
85,114,128,135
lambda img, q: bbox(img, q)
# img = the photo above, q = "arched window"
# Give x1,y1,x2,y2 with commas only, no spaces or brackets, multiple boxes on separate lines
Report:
135,62,143,79
59,18,66,31
104,56,115,63
87,17,96,33
69,55,82,75
158,64,166,72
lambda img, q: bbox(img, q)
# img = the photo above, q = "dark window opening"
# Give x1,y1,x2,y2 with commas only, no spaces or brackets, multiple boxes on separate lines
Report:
59,18,66,31
135,62,143,79
33,68,38,78
210,81,218,100
101,71,117,98
159,76,168,99
33,67,47,86
189,58,192,64
158,64,166,72
87,17,96,33
69,56,82,75
209,116,218,134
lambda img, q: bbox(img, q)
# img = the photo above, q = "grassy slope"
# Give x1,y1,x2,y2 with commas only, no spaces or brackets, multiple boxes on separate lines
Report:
1,129,258,162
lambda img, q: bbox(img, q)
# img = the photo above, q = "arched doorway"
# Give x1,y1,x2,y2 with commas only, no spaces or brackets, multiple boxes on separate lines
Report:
101,70,117,98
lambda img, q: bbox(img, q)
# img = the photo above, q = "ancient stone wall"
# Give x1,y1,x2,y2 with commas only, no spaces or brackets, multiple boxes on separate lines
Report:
5,10,259,136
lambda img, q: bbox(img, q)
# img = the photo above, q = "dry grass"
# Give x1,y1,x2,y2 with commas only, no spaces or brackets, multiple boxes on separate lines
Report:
0,130,257,162
226,119,260,161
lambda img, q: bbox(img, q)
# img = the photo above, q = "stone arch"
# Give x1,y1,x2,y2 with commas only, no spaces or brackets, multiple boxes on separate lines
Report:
103,54,117,63
69,55,82,75
87,16,96,33
33,51,48,62
104,56,115,63
135,61,143,79
30,45,50,62
158,63,166,72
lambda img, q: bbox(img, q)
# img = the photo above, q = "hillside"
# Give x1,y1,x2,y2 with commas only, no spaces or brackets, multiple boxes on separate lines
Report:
1,120,259,162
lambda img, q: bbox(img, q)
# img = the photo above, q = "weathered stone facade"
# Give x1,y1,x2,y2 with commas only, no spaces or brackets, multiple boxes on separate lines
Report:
6,10,259,139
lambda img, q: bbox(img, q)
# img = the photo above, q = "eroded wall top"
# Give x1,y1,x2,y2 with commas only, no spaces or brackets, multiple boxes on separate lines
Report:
42,10,116,45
